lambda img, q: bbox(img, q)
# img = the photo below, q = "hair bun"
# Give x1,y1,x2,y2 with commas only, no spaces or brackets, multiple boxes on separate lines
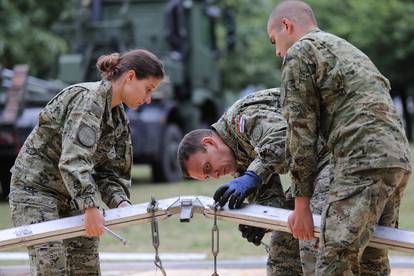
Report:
96,53,121,80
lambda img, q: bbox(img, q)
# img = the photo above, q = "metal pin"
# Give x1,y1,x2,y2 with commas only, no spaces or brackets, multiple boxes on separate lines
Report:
103,226,128,246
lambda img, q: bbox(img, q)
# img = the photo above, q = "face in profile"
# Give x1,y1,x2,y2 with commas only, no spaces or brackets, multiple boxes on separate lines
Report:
184,136,237,180
121,72,162,109
267,19,296,58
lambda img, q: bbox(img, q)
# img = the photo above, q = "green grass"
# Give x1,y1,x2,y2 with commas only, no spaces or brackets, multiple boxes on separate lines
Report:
1,149,414,261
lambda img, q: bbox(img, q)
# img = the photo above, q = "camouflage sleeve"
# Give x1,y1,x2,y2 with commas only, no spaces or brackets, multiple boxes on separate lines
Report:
59,89,104,210
244,111,289,186
93,125,132,209
282,45,320,197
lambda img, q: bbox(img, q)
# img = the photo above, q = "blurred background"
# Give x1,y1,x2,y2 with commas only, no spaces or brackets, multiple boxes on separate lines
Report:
0,0,413,272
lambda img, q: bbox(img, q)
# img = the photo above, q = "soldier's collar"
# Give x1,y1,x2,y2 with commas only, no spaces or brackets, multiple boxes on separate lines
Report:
300,27,321,41
100,80,115,128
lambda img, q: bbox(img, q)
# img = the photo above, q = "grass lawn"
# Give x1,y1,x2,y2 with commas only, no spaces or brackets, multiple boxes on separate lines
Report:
0,149,413,260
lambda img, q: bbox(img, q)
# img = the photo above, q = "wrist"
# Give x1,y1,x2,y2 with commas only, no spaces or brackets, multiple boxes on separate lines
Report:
244,171,260,183
294,196,311,211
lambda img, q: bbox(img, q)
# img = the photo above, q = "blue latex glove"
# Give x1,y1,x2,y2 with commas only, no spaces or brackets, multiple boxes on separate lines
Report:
213,171,260,209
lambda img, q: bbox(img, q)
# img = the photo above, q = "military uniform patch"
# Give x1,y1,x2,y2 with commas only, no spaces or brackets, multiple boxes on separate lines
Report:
252,125,263,141
77,125,96,147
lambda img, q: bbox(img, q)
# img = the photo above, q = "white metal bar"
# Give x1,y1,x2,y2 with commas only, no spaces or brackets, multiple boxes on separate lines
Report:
0,196,413,254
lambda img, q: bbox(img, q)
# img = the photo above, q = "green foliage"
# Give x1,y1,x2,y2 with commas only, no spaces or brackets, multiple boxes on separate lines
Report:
307,0,414,92
219,0,414,94
0,0,72,77
218,0,282,93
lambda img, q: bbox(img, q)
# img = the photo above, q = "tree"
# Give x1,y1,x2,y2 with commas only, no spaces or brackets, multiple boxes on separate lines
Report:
0,0,74,78
218,0,282,94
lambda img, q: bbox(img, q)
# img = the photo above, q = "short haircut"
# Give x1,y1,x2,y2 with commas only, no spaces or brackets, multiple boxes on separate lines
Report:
268,0,317,31
177,129,215,177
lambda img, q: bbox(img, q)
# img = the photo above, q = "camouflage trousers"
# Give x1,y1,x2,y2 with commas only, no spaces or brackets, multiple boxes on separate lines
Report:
316,167,410,276
9,175,100,276
254,174,303,276
267,230,303,276
299,165,331,276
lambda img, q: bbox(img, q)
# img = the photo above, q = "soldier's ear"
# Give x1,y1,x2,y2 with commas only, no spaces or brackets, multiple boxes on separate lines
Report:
126,70,136,81
201,136,217,147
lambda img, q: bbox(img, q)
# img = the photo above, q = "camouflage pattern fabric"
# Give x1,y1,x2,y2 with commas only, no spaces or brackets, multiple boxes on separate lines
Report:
298,164,331,276
281,27,411,274
10,180,100,275
212,88,303,275
317,168,409,275
9,80,132,275
212,88,289,186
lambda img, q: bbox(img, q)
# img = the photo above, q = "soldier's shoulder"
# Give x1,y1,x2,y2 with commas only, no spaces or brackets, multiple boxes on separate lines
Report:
65,81,104,96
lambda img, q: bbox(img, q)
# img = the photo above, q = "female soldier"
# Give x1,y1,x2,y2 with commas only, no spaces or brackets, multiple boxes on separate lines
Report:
9,49,164,275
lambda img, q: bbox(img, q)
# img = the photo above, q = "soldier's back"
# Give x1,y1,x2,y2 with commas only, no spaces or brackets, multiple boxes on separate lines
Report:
290,29,411,176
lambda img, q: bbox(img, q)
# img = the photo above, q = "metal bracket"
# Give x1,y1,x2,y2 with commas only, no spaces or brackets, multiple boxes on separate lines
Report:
180,199,194,222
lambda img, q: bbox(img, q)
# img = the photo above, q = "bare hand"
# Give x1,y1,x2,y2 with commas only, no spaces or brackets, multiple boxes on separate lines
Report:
287,197,314,240
84,207,105,237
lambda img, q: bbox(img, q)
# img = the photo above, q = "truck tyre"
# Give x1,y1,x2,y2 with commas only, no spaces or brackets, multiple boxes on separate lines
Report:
152,124,183,183
0,157,13,200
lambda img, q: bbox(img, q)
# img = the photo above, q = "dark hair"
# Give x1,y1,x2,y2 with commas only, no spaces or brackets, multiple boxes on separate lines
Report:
177,129,215,177
96,49,164,81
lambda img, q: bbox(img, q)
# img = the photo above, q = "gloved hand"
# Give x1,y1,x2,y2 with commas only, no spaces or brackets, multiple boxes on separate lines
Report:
213,171,260,209
238,224,266,246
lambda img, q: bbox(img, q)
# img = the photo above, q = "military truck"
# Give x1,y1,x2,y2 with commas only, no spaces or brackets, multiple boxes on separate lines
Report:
57,0,235,182
0,65,66,198
0,0,234,198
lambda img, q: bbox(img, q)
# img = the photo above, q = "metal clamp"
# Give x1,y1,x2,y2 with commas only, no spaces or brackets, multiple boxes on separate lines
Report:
180,199,194,222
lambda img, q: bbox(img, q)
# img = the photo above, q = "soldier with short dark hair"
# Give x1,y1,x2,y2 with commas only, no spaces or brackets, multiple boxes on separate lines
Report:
178,88,331,275
9,49,164,275
267,1,411,275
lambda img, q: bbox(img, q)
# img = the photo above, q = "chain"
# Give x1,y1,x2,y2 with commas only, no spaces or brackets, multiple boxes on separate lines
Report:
148,197,167,276
211,203,220,276
261,241,271,254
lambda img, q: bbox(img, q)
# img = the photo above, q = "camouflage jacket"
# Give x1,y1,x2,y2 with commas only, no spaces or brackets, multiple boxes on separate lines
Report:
212,88,330,205
11,80,132,210
281,28,411,197
212,88,289,186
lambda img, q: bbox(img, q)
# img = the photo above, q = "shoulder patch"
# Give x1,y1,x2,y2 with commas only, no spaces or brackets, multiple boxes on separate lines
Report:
237,115,246,134
252,125,263,141
77,124,96,147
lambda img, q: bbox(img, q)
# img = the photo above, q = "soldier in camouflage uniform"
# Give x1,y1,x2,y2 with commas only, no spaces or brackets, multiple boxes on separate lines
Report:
9,49,164,275
267,1,411,275
177,88,331,275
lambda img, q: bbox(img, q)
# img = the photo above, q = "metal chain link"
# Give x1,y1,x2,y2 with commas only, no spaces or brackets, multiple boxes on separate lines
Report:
261,241,271,254
148,198,167,276
211,203,220,276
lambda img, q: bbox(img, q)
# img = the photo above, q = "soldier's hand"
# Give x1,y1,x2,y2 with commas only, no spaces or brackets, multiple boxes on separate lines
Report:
213,171,260,209
288,197,314,240
84,207,105,237
238,224,266,246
